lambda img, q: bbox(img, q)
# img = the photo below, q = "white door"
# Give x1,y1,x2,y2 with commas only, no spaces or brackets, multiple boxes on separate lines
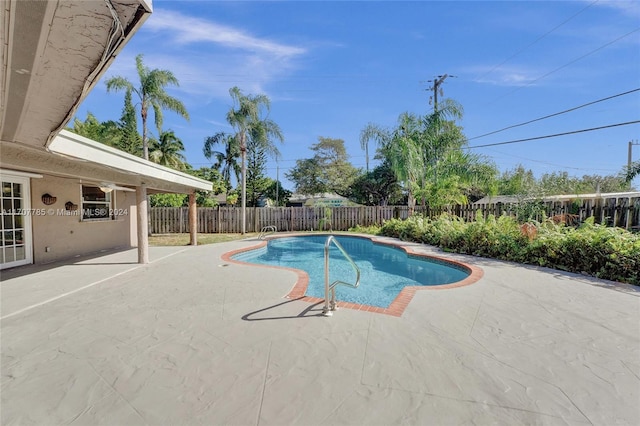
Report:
1,175,33,269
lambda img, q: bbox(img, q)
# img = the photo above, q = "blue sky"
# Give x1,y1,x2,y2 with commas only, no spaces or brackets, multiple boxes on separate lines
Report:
75,0,640,190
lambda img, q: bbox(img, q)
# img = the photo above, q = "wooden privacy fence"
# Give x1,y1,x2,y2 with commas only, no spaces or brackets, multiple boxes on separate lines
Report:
150,197,640,234
152,206,402,234
467,197,640,229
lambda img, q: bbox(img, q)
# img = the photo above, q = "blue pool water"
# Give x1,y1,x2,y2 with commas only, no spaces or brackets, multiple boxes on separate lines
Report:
232,235,469,308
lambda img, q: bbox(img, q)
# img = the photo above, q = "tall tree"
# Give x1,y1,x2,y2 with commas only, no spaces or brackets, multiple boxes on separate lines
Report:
386,112,424,211
577,174,629,193
624,161,640,184
246,117,284,206
188,166,226,207
350,160,403,206
360,122,393,173
363,99,496,210
418,99,466,206
105,54,189,160
263,178,291,206
203,132,241,192
287,137,359,197
225,86,282,234
149,130,186,169
72,112,107,141
497,165,537,196
286,158,325,195
245,136,270,207
118,88,142,155
71,112,121,147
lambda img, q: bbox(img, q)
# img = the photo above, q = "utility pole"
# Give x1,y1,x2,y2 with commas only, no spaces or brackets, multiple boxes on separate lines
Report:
427,74,455,111
628,140,639,169
424,73,456,206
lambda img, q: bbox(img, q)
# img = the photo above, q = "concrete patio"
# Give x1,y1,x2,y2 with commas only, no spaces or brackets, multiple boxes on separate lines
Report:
1,236,639,425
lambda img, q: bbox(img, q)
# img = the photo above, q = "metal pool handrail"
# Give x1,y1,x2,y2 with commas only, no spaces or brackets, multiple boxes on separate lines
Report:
258,225,277,240
323,236,360,316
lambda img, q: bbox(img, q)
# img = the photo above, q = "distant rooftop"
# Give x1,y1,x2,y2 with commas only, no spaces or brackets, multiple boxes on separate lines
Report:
288,193,360,207
474,191,640,205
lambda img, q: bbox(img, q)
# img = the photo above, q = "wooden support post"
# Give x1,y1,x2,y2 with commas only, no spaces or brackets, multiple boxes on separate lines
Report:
189,192,197,246
136,183,149,264
254,207,259,233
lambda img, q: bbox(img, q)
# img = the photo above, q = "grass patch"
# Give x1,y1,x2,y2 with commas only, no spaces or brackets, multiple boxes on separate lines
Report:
149,233,258,246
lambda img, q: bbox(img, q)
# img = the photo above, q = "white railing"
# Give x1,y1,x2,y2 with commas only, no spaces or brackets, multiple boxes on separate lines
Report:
258,225,277,240
323,236,360,316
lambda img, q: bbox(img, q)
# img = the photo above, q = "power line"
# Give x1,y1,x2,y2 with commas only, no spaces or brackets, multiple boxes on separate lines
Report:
468,88,640,141
483,147,620,173
474,0,599,83
487,26,640,104
467,120,640,149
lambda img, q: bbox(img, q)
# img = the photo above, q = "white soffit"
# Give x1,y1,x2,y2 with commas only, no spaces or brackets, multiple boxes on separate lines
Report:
0,0,152,148
48,130,212,192
0,169,44,179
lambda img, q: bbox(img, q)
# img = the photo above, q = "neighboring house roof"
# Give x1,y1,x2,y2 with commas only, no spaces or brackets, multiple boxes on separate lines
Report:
289,193,348,201
0,0,152,149
1,130,211,194
288,193,360,206
472,195,519,205
473,192,640,205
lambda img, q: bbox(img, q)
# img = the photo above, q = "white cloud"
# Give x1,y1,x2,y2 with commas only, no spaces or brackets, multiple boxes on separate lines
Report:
109,9,310,104
593,0,640,19
469,65,543,87
144,10,306,58
204,119,231,129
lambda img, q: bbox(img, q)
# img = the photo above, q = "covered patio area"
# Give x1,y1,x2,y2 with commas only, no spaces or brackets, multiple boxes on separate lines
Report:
2,237,639,425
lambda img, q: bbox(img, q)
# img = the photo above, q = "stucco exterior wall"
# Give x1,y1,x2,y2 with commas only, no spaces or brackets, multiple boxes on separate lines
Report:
30,175,136,264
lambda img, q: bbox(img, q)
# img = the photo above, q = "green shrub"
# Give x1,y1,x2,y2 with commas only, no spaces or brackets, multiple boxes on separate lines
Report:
377,213,640,285
379,218,404,239
349,224,382,235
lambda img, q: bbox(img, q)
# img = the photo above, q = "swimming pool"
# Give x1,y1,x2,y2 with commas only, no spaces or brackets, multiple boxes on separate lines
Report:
231,235,475,310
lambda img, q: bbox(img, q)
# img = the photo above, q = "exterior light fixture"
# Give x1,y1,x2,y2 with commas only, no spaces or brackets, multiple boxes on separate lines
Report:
98,182,135,192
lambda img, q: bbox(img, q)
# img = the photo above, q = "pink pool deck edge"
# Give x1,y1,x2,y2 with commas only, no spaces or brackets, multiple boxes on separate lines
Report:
221,233,484,317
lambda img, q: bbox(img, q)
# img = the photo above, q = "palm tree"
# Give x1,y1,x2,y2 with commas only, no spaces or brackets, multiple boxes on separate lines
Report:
624,160,640,183
149,130,186,169
360,122,388,172
415,99,465,206
105,54,189,160
248,118,284,160
225,86,281,234
203,132,241,192
361,99,495,211
359,121,421,208
388,112,424,212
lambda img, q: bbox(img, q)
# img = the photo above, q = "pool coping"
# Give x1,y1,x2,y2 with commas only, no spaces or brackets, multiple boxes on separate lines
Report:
221,233,484,317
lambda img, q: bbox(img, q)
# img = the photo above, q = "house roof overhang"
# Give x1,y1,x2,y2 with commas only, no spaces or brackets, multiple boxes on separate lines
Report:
0,1,212,195
0,130,212,194
0,0,152,149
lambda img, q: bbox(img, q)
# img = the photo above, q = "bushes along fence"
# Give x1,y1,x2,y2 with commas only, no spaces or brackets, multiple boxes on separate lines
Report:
150,196,640,234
